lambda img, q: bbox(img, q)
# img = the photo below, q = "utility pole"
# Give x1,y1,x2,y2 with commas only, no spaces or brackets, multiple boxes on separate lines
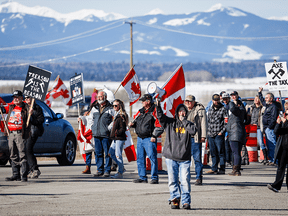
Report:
125,20,135,117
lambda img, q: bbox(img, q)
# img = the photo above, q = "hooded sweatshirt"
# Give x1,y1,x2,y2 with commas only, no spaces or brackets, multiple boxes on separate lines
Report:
156,103,197,162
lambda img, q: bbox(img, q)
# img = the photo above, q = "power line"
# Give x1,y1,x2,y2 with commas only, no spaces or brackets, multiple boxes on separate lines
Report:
0,38,129,67
0,19,125,51
135,19,288,41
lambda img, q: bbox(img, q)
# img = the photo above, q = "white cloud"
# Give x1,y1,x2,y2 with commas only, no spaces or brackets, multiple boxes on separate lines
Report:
163,14,199,26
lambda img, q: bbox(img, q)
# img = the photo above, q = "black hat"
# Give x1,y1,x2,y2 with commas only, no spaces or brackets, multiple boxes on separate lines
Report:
230,91,238,96
13,90,23,97
212,94,220,101
139,94,152,101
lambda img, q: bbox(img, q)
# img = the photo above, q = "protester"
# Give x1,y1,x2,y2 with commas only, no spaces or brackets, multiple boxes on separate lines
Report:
92,90,115,177
91,88,98,104
184,95,207,185
226,99,247,176
25,96,44,179
222,93,233,166
156,102,196,210
128,94,163,184
206,94,227,174
246,96,266,164
108,99,128,179
1,90,32,182
258,87,279,165
267,111,288,192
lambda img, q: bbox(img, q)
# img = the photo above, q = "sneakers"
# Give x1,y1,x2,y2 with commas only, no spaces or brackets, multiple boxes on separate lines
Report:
183,203,191,210
27,171,33,178
267,184,279,193
21,177,28,182
205,170,218,174
150,179,159,184
111,172,123,179
218,170,225,175
170,198,180,209
103,172,110,177
5,176,21,181
31,170,41,179
195,179,202,186
93,172,104,177
133,178,148,183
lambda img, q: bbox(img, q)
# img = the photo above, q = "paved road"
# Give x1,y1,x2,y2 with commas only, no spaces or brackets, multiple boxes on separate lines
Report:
0,160,287,215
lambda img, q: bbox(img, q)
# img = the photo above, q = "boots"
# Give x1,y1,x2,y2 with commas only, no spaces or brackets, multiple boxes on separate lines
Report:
228,165,241,176
6,163,21,181
262,149,268,165
82,165,91,174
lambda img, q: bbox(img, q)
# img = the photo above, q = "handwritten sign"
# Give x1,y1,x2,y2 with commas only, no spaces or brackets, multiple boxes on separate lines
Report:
70,73,84,105
23,65,51,101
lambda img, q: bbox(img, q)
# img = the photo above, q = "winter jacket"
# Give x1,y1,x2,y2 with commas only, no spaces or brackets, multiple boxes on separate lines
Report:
4,102,31,139
131,104,163,139
186,102,207,143
258,92,279,130
30,103,44,137
207,103,228,137
91,101,114,138
273,121,288,163
110,113,127,141
226,101,246,144
157,103,197,162
246,104,265,131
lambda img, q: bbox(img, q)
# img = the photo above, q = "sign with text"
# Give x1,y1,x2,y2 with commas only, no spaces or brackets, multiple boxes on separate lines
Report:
23,65,52,101
70,73,84,105
265,62,288,91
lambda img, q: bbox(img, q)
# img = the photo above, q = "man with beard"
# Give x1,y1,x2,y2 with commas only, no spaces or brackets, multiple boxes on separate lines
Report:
91,90,115,177
206,94,228,174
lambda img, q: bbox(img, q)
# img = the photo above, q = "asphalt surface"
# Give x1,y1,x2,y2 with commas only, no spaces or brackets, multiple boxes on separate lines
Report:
0,159,287,215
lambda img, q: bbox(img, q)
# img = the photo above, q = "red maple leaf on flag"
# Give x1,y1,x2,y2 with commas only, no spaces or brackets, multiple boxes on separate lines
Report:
131,81,141,95
169,96,184,116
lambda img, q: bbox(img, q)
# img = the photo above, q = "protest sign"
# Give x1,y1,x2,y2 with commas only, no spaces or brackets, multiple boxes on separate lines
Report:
70,73,84,105
23,65,51,101
265,62,288,91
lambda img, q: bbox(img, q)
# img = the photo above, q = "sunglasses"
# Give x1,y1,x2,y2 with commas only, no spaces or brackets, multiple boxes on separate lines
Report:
285,112,288,115
113,105,119,107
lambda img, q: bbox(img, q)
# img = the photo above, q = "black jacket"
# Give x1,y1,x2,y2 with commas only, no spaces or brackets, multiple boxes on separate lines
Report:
273,122,288,162
110,114,127,141
157,103,197,162
30,103,45,137
258,92,279,130
226,101,246,143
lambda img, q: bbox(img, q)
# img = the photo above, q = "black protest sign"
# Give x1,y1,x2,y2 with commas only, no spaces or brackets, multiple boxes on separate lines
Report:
70,73,84,105
265,62,288,91
23,65,52,101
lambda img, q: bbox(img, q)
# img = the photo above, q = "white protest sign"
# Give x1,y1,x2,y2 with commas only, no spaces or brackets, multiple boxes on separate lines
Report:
265,62,288,91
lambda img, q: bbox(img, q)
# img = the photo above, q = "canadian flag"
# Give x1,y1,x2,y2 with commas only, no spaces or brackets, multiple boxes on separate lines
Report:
77,111,94,161
124,127,137,162
160,64,186,117
121,68,141,106
45,78,72,107
0,96,7,133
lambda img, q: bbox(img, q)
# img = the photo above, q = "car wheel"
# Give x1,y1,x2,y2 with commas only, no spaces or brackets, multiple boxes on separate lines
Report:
57,135,76,166
0,157,9,166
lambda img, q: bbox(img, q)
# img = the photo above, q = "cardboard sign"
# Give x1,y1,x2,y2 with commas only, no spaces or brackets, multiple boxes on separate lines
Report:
265,62,288,91
70,73,84,105
23,65,52,101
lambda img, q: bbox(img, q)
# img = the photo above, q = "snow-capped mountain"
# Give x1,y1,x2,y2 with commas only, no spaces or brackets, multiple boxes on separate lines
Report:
0,2,287,64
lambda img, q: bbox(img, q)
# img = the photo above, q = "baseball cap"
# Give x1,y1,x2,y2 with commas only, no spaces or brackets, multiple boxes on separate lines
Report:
185,95,195,102
222,93,230,98
139,94,153,101
13,90,23,97
212,94,220,101
220,91,226,96
230,91,238,96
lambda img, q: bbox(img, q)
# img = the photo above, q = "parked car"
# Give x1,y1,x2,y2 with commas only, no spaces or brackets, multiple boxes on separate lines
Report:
66,96,91,117
0,94,77,166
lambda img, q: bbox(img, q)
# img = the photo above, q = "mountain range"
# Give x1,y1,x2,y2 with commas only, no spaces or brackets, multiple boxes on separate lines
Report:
0,1,288,64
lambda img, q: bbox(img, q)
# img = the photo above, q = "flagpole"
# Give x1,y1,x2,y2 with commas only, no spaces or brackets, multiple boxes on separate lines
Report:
161,63,183,88
114,66,135,95
48,75,60,92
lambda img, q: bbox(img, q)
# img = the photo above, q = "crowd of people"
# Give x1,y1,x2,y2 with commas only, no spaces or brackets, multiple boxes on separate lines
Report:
2,87,288,210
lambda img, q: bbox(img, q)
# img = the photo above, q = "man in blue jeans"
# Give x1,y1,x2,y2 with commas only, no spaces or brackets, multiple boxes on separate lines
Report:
185,95,207,185
206,94,228,174
128,94,163,184
258,87,279,165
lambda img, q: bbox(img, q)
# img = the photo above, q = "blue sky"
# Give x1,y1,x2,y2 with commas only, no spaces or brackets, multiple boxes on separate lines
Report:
13,0,288,19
